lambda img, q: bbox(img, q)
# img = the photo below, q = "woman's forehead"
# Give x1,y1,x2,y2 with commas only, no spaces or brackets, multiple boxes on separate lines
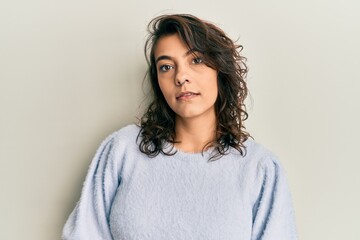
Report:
154,34,193,61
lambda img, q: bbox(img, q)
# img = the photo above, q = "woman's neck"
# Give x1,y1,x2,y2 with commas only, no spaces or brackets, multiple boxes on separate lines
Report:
174,116,216,153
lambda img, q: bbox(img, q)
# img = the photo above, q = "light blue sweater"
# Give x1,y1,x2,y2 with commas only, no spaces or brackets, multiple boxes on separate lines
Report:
62,124,298,240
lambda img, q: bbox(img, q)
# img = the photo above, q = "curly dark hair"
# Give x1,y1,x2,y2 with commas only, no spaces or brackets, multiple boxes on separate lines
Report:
137,14,251,160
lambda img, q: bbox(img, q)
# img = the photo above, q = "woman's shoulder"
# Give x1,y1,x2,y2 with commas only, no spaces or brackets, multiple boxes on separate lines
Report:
108,124,141,143
95,124,141,157
238,138,290,196
113,123,141,136
240,138,284,170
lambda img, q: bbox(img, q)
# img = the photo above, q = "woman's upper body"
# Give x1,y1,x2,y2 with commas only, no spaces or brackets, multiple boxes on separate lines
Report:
62,124,298,240
62,14,298,239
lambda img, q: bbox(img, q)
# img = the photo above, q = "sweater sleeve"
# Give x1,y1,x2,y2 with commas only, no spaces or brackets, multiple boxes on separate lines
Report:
251,156,298,240
62,132,122,240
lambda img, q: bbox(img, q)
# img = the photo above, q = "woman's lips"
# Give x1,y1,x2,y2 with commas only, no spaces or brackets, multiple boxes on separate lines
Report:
176,91,200,100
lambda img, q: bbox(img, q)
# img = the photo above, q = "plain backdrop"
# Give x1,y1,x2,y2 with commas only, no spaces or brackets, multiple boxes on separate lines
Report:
1,0,359,239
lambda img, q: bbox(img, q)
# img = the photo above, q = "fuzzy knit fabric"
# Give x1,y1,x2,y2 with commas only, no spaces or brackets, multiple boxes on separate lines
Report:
62,124,298,240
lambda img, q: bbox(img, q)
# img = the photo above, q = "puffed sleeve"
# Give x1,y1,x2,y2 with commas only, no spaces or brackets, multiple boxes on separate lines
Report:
62,132,122,240
251,156,298,240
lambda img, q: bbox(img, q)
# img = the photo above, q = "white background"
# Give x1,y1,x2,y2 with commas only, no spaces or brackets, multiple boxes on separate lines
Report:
1,0,359,239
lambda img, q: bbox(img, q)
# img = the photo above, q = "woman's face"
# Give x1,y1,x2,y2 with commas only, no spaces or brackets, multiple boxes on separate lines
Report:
154,34,218,121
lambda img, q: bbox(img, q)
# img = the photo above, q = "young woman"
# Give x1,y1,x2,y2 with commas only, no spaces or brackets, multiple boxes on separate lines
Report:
62,14,298,240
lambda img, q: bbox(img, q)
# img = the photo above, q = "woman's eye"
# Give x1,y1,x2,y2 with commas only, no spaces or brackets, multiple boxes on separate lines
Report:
159,64,173,72
192,57,203,64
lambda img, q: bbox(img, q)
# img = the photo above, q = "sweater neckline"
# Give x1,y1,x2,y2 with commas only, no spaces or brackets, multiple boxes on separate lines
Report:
163,138,254,161
162,141,213,160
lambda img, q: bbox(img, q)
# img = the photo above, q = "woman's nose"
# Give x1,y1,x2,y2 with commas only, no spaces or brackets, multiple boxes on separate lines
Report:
176,78,188,86
175,66,190,86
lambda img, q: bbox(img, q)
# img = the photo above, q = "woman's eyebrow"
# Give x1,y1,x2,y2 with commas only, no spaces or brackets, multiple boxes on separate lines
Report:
155,55,172,64
155,49,199,64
